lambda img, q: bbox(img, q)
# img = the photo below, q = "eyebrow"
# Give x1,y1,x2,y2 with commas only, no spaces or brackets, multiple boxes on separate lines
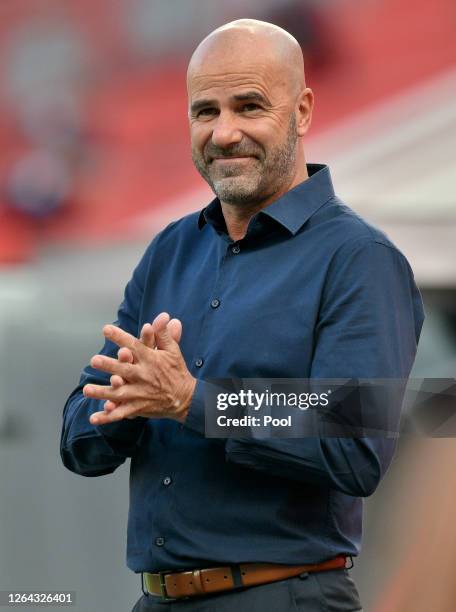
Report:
190,91,270,114
232,91,270,105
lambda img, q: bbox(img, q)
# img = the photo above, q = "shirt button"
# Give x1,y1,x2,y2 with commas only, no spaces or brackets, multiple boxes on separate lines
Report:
195,358,204,368
231,244,240,254
162,476,172,486
211,298,220,309
155,537,165,547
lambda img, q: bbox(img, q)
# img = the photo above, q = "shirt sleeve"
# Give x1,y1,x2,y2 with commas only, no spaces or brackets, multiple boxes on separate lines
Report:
60,243,153,477
222,238,425,496
183,378,206,434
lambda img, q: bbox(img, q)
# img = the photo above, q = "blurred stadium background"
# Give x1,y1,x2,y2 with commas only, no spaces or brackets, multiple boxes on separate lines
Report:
0,0,455,610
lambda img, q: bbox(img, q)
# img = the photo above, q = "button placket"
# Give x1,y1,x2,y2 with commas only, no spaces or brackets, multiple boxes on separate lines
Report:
190,239,234,375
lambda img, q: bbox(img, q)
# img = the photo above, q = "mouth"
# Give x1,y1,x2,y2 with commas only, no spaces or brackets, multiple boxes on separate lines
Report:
211,156,255,164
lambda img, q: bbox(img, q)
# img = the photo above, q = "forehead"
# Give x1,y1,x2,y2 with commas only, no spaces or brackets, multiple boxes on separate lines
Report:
190,71,267,100
188,61,285,104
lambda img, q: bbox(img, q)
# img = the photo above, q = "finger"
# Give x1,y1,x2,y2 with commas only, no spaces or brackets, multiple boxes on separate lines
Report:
140,323,156,349
140,318,181,348
104,400,118,411
118,347,134,363
152,312,177,352
152,312,171,328
90,354,135,379
168,318,182,343
83,383,121,401
110,374,125,388
90,404,136,425
103,325,146,356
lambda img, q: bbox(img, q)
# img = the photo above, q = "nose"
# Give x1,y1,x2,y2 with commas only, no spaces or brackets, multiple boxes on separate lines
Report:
211,111,243,149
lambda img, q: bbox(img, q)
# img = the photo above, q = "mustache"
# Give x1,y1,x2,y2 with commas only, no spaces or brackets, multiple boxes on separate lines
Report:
204,145,262,161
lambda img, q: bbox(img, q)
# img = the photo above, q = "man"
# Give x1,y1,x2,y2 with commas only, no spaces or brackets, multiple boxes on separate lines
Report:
61,19,424,611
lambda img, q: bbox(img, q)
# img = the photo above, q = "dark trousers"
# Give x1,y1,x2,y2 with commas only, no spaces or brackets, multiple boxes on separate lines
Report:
132,569,363,611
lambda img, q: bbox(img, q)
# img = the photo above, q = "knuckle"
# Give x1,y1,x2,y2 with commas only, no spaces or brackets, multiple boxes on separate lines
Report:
116,386,126,400
117,407,130,420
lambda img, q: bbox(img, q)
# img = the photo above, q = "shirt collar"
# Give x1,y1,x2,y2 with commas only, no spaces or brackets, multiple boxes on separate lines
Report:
198,164,335,236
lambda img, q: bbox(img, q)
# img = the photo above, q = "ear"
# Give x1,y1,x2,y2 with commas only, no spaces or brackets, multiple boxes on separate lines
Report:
296,88,314,137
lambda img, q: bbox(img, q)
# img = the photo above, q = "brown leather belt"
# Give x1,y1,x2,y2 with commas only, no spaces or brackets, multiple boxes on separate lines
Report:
143,556,347,600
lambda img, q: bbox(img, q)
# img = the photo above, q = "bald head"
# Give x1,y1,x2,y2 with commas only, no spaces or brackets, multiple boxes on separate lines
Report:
188,19,305,98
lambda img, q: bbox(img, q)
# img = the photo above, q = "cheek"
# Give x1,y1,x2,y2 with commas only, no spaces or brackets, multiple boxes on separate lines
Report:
261,124,286,145
241,122,280,154
190,126,211,157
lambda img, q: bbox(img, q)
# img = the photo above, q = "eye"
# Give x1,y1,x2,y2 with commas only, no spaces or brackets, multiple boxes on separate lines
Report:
197,108,217,118
242,103,261,112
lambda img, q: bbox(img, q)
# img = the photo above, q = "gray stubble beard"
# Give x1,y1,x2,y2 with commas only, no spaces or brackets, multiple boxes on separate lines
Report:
192,114,298,206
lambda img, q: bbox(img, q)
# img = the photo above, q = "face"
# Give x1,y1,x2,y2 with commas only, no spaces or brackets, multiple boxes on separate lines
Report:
188,58,299,206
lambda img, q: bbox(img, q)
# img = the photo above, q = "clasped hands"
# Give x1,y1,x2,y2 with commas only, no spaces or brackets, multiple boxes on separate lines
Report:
83,312,196,426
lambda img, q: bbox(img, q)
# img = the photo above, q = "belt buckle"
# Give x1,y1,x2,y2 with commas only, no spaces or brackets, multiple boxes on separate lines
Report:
141,571,177,601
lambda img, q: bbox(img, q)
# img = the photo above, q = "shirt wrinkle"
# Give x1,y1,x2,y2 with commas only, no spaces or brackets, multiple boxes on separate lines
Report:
60,163,424,573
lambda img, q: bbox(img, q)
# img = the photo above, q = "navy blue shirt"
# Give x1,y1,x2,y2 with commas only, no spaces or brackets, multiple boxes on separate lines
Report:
61,164,424,573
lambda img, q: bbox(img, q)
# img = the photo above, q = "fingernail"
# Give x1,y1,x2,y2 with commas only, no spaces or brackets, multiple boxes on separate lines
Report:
91,357,102,367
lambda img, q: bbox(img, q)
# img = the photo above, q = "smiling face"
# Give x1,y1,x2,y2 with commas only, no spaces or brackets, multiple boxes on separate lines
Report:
187,21,313,208
189,81,299,206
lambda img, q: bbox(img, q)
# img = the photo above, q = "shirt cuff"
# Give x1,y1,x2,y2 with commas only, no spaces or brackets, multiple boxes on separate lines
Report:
183,378,206,435
96,417,147,444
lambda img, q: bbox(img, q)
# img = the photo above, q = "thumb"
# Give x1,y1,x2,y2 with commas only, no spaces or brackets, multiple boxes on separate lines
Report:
152,311,177,352
168,318,183,344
